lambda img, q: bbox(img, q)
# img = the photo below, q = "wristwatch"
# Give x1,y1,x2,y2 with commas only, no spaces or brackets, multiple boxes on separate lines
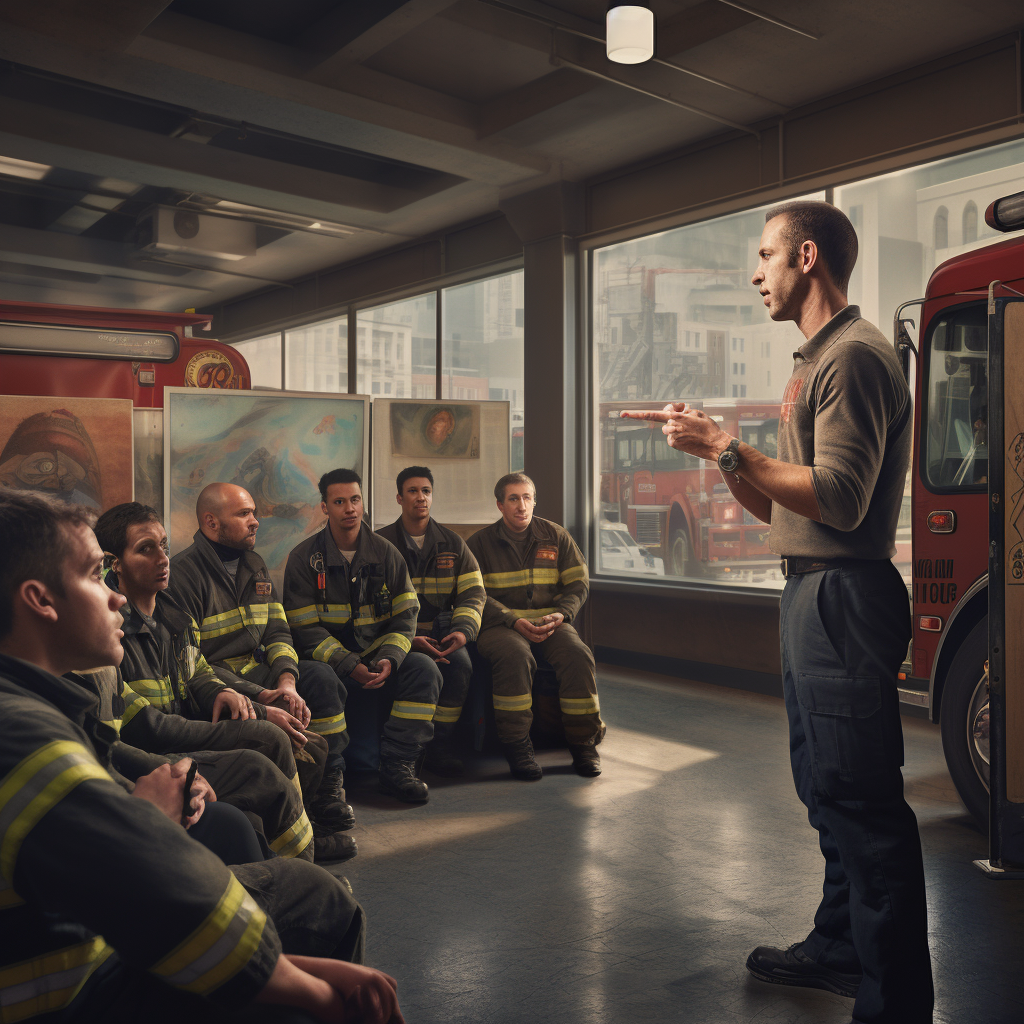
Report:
717,438,741,473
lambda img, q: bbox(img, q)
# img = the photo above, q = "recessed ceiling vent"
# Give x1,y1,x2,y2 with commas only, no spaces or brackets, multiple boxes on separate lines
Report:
134,205,257,261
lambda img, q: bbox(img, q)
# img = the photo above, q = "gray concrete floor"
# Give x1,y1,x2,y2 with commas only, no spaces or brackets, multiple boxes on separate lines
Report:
341,666,1024,1024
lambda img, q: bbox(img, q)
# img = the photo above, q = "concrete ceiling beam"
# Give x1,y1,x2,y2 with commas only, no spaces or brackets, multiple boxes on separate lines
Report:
0,0,173,51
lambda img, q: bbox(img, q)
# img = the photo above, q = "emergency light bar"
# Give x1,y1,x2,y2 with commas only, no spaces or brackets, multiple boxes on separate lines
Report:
985,189,1024,233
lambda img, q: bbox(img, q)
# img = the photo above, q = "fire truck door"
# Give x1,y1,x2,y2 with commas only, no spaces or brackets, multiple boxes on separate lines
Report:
985,297,1024,870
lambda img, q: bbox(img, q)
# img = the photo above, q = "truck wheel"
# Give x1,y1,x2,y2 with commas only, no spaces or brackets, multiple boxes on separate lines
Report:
669,527,693,577
939,617,990,827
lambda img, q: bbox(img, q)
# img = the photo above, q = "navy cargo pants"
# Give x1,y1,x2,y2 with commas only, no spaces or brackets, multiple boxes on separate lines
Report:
781,560,933,1024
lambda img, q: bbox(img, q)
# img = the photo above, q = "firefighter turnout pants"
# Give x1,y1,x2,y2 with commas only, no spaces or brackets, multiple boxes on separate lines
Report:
293,659,352,774
433,646,472,741
176,747,314,861
72,858,366,1024
476,623,601,745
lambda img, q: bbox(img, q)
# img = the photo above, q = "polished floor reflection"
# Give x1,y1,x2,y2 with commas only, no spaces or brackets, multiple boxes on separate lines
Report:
342,666,1024,1024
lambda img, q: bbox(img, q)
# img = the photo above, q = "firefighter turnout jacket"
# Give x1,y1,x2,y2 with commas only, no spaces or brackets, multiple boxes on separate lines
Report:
375,517,485,641
467,516,590,628
0,652,280,1020
167,531,299,694
283,523,419,676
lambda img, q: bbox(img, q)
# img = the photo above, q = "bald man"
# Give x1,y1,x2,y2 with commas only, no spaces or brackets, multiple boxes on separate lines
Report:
167,483,357,856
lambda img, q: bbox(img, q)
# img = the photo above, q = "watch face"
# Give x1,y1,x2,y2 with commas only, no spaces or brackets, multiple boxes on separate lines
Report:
719,450,739,472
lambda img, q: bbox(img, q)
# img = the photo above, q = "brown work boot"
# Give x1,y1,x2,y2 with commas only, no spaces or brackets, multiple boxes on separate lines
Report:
503,737,542,780
569,743,601,777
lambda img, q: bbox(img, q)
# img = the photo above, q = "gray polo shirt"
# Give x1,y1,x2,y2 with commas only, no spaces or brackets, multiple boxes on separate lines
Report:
769,305,911,560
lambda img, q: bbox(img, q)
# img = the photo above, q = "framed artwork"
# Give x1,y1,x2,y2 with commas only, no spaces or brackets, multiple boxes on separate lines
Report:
0,395,133,511
164,388,370,589
372,398,509,528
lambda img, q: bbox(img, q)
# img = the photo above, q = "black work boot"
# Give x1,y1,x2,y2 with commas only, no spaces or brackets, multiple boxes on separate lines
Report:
308,766,356,832
379,758,429,802
568,743,602,777
312,829,358,863
423,737,465,777
745,943,862,998
503,737,542,780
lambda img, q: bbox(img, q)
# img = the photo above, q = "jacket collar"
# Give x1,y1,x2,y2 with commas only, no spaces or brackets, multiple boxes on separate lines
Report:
191,529,261,597
795,305,860,365
392,517,447,557
0,651,99,726
119,590,190,638
322,520,377,572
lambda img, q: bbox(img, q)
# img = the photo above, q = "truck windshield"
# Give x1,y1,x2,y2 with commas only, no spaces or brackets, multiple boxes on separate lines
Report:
924,303,987,490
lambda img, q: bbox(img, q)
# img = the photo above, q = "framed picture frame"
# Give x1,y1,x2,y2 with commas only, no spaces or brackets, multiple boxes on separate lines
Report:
163,387,370,589
371,398,510,529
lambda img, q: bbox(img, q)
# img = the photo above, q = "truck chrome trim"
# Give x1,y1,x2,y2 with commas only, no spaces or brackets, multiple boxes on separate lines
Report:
898,688,929,707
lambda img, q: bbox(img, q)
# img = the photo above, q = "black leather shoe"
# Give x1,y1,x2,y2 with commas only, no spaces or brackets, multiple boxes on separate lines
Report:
568,744,601,777
745,944,861,998
313,832,358,863
308,767,356,832
379,758,429,802
503,737,543,780
424,739,465,777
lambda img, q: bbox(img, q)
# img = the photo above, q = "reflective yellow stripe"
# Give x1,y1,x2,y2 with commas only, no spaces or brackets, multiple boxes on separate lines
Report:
0,741,112,879
451,606,482,630
559,565,587,585
391,701,436,721
265,642,297,666
269,811,313,859
353,610,393,627
433,705,463,724
286,604,320,626
266,602,287,622
312,637,344,663
0,937,113,1023
492,693,532,712
506,607,558,620
223,654,259,675
122,677,175,708
120,690,151,727
456,570,484,594
308,712,347,736
200,605,268,640
151,874,266,996
411,577,455,599
390,591,419,615
362,632,412,656
482,568,559,588
560,696,600,715
100,719,121,736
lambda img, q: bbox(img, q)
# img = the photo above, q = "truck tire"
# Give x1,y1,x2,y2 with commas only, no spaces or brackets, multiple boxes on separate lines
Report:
939,617,990,827
668,526,693,577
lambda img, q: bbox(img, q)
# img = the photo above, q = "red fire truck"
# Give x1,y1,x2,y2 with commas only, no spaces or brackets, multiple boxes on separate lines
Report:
599,399,780,576
0,298,250,510
895,189,1024,826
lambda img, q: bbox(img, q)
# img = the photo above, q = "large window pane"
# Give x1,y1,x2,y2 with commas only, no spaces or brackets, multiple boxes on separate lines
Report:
231,333,281,389
442,270,524,470
286,316,347,393
592,192,822,587
356,294,435,399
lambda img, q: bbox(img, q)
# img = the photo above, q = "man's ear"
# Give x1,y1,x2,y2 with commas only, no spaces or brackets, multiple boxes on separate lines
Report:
396,492,403,506
17,579,59,624
320,500,328,518
800,239,819,275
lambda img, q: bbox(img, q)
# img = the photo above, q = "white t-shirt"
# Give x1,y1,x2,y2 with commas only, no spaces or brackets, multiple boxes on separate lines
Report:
410,533,426,550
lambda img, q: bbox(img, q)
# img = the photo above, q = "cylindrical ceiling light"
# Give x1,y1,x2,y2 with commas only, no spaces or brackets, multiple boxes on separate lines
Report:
606,2,654,65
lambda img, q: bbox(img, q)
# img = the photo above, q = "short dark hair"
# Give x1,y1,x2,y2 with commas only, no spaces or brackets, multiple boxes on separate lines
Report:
95,502,161,561
0,489,95,640
764,200,858,292
494,472,535,502
397,466,433,493
319,468,362,501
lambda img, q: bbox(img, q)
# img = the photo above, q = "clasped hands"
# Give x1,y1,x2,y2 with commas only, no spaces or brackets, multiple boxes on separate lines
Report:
620,402,731,461
514,612,564,643
210,674,311,748
132,758,214,830
411,631,468,665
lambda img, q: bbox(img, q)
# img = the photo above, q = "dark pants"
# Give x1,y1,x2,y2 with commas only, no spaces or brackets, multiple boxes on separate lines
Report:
356,651,441,762
187,801,266,864
432,645,472,741
68,858,365,1024
295,659,351,774
781,562,933,1024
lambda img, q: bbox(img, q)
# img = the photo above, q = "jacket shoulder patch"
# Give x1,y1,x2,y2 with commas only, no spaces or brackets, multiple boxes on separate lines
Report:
536,546,558,562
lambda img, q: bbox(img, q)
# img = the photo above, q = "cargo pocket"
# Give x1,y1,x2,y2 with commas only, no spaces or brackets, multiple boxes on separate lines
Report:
795,673,886,782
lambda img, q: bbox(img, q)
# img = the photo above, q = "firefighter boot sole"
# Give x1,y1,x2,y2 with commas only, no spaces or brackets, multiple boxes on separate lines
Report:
745,944,861,998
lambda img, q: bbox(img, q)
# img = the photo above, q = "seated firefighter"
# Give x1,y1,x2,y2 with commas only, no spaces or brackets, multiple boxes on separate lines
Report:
284,468,441,803
468,472,602,780
166,482,356,846
376,466,486,776
0,488,404,1024
94,501,355,863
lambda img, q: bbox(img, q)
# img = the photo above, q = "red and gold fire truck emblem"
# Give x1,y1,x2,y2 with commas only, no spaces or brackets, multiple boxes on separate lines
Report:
185,350,235,389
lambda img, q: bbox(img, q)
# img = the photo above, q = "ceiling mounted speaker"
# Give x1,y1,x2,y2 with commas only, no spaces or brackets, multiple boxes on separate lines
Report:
606,2,655,65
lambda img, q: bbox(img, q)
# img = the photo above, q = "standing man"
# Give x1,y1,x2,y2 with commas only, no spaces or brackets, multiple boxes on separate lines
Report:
624,200,932,1024
284,469,441,803
468,473,602,781
376,466,486,776
167,483,356,844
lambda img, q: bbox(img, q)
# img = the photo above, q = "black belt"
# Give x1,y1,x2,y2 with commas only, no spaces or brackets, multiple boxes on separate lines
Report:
779,556,874,579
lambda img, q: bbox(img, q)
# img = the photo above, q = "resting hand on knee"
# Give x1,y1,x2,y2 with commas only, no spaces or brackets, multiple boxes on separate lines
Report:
514,617,556,643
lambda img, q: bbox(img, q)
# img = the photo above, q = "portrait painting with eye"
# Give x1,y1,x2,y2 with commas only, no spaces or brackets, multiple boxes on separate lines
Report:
0,395,133,511
389,402,480,459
